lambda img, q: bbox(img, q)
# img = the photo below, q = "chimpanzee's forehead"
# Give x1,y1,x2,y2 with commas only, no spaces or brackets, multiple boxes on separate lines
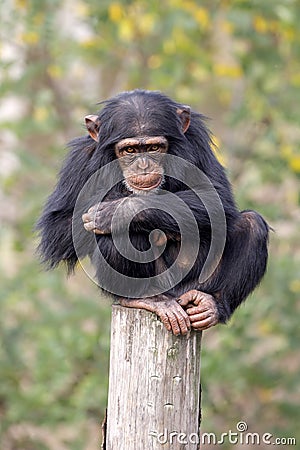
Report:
110,109,178,138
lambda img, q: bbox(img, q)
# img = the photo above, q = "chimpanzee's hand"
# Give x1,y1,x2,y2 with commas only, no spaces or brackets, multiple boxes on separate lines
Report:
82,199,122,234
120,295,191,336
82,197,145,235
178,290,219,331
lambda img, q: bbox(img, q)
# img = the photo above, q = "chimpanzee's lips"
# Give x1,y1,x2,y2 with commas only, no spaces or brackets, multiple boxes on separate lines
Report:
128,173,162,190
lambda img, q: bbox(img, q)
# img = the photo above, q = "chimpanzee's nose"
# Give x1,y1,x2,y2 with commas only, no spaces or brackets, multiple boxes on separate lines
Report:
138,157,149,170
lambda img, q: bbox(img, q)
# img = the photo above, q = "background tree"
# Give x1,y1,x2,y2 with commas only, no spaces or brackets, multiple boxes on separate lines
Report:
0,0,299,448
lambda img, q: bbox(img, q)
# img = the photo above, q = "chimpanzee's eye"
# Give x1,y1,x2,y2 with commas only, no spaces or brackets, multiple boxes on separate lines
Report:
150,145,159,152
125,147,135,154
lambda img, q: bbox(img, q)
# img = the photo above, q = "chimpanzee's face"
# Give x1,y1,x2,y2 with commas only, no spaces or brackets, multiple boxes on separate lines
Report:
114,136,168,194
84,94,191,195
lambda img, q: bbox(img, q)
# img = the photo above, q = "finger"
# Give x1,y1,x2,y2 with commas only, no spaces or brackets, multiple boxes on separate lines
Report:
182,311,191,333
83,210,103,224
178,289,202,307
174,309,191,335
82,213,92,223
191,317,217,330
94,228,106,235
167,312,181,336
177,291,194,306
188,311,212,323
192,292,208,306
83,221,106,234
159,312,172,332
83,221,96,232
186,305,209,315
177,298,188,307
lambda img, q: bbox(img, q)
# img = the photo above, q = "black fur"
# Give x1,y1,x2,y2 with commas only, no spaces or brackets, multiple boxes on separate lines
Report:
37,89,269,323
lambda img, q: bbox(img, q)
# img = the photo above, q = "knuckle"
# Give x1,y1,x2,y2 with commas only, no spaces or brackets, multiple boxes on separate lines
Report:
190,289,198,296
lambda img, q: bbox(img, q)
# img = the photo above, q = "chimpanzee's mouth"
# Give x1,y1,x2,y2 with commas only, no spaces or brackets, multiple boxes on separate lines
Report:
127,173,163,190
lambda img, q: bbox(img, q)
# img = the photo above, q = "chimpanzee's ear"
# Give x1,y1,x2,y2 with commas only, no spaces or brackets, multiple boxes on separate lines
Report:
85,115,101,142
176,106,191,133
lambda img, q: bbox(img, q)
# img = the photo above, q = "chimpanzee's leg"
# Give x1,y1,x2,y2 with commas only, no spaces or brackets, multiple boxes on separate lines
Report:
179,211,269,329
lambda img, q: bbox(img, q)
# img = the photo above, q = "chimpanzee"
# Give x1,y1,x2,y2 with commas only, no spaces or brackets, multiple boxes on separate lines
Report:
37,89,269,336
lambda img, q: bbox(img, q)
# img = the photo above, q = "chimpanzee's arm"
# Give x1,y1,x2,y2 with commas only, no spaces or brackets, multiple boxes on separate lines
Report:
82,189,239,236
37,136,96,271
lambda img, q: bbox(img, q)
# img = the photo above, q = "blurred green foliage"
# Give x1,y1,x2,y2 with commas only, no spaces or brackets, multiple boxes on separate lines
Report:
0,0,299,448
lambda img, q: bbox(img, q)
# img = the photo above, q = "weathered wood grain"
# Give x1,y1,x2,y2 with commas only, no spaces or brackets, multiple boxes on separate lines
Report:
106,305,202,449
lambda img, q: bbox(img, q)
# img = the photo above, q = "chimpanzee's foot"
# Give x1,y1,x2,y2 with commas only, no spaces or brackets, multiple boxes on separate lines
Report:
119,295,191,336
178,289,219,331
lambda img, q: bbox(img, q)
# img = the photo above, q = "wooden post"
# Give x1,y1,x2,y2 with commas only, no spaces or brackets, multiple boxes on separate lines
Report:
105,305,202,450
